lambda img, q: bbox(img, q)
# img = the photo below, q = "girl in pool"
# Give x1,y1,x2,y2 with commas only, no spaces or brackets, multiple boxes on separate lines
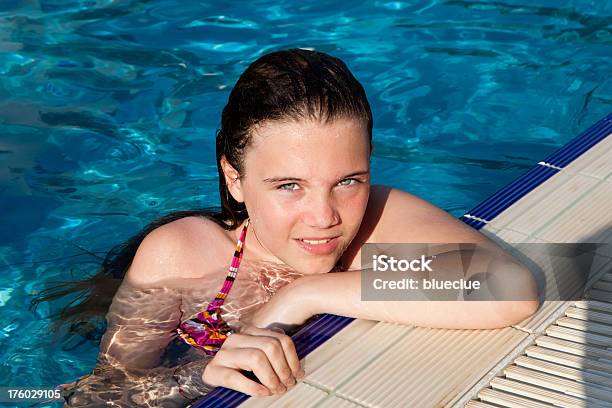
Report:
38,48,538,407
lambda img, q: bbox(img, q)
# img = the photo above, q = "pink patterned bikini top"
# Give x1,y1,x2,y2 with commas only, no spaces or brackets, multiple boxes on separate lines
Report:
176,218,250,356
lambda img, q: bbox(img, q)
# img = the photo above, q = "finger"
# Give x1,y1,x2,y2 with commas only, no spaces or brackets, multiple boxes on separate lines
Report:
209,365,271,397
215,348,287,395
226,331,297,387
240,326,303,380
222,334,294,389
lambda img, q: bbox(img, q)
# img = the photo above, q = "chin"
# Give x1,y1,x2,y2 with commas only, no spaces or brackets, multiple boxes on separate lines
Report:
295,259,338,275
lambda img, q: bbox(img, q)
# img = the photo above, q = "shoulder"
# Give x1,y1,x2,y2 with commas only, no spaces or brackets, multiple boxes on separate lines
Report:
125,215,234,287
367,185,489,243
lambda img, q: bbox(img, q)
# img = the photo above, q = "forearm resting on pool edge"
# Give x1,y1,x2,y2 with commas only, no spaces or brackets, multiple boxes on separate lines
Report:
292,249,539,330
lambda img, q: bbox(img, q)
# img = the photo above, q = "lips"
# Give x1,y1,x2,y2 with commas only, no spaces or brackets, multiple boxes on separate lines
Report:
295,236,340,255
299,237,335,243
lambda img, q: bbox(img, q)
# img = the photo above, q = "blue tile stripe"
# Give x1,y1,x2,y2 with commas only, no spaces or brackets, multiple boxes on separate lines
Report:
464,165,559,223
542,113,612,168
191,113,611,407
458,216,487,230
292,314,354,359
463,113,611,227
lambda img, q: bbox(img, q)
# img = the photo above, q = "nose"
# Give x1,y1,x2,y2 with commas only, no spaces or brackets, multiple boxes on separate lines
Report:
303,191,340,229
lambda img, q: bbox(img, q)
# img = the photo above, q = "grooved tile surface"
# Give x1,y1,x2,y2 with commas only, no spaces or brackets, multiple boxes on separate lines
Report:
480,225,529,244
561,132,612,180
467,267,612,407
533,180,612,245
238,381,329,408
300,319,377,375
488,173,601,235
333,326,528,407
492,237,612,334
306,322,409,390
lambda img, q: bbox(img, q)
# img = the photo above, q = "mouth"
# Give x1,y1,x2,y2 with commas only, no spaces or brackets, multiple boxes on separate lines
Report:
295,236,340,255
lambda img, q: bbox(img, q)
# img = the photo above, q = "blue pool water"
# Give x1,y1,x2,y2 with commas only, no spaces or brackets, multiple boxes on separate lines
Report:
0,0,610,405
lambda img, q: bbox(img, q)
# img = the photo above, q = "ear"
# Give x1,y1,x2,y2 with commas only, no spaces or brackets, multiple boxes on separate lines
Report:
220,156,244,203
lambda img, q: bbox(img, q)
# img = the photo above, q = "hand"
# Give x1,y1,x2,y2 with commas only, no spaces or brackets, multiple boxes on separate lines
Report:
239,280,314,332
202,325,306,397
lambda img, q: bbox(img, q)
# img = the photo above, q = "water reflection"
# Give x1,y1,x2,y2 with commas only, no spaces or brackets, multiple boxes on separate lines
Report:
60,260,304,406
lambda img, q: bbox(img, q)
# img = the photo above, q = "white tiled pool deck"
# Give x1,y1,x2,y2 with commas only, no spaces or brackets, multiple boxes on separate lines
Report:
238,130,612,408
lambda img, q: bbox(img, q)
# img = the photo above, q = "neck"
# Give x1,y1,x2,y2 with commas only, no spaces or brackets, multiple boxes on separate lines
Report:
235,218,286,266
235,218,346,273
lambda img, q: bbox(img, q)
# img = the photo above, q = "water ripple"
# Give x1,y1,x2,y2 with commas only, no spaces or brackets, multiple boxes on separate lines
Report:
0,0,610,392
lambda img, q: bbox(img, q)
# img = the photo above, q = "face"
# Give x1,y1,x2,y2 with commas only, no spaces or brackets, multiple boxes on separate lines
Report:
222,117,371,275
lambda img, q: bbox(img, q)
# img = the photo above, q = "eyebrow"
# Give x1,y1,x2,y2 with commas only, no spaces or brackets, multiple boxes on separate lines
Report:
262,170,370,184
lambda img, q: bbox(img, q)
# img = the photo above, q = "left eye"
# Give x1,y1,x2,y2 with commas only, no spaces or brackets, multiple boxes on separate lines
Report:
338,178,358,186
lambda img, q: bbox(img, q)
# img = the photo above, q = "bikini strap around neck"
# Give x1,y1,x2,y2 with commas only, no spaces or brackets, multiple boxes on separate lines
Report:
206,218,249,311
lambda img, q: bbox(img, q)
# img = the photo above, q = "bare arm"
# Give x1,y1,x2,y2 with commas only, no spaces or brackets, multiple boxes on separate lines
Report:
61,356,214,408
303,187,539,329
60,278,217,407
60,225,217,407
294,248,539,330
244,187,541,331
246,244,539,331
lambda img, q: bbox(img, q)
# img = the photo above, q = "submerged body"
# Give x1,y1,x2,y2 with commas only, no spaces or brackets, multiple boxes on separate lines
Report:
60,243,308,406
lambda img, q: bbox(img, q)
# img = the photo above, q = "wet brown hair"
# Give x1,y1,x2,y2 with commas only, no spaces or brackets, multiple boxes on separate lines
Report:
31,48,374,341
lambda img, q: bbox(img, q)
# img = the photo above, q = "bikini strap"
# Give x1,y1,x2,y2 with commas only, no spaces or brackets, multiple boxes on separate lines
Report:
206,218,250,312
175,218,250,355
